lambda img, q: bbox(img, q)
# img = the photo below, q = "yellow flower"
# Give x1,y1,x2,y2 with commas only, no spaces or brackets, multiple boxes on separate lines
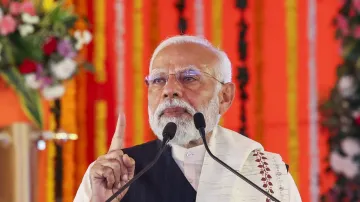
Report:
43,0,57,12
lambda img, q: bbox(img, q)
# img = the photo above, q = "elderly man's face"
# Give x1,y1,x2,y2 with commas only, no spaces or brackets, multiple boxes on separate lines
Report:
147,43,232,146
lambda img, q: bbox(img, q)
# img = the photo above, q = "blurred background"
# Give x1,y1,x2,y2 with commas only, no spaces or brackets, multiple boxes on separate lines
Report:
1,0,359,201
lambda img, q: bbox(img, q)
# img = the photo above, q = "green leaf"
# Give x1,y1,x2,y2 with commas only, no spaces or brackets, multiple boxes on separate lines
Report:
83,62,95,72
0,67,44,129
62,16,78,28
321,101,334,110
9,33,44,63
336,65,349,77
1,38,16,65
48,5,62,22
53,22,67,36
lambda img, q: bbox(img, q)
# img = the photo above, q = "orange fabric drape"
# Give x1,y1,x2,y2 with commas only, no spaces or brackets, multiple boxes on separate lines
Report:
73,0,89,188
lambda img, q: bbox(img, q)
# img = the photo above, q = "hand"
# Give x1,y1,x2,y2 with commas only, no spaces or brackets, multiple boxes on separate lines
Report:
90,114,135,202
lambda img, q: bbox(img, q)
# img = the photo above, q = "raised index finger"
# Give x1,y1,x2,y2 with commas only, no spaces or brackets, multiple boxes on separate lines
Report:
108,113,126,152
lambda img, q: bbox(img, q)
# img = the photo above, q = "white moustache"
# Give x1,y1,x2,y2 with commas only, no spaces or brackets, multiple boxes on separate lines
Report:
154,99,197,119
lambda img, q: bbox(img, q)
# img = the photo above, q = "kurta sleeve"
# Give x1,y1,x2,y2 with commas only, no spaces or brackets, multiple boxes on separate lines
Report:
74,163,94,202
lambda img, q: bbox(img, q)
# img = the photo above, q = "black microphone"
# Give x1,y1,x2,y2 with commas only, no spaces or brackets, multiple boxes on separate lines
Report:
193,113,281,202
106,122,177,202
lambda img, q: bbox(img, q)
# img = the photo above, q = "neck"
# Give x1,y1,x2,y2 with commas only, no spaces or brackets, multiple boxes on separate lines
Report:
183,132,212,148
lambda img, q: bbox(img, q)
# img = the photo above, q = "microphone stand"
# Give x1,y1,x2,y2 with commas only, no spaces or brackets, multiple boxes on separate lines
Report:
197,127,281,202
105,138,171,202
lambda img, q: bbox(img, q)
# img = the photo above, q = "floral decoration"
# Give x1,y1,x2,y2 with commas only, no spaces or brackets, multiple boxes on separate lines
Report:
0,0,93,129
320,0,360,201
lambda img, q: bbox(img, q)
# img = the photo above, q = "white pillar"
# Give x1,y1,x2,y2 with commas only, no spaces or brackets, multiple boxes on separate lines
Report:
12,123,31,202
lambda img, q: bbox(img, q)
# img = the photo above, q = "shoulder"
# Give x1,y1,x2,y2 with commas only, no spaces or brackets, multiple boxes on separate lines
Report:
247,149,289,174
262,151,289,172
215,126,264,149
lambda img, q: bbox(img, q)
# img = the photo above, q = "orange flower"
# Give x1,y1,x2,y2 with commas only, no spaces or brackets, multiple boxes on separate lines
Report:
74,19,87,31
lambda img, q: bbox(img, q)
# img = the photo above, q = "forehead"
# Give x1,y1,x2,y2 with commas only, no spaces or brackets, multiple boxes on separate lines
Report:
151,43,219,73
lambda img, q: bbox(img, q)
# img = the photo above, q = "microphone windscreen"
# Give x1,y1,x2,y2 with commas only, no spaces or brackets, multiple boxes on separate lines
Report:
193,112,206,129
162,122,177,140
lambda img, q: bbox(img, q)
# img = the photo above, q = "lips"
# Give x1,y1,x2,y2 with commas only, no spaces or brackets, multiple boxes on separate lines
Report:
160,107,188,117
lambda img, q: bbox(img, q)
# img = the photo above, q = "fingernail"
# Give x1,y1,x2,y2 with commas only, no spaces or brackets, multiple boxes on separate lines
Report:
123,154,128,161
122,174,128,181
117,183,121,189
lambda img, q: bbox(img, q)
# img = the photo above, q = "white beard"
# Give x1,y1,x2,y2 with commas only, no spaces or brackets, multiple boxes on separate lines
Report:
148,95,220,146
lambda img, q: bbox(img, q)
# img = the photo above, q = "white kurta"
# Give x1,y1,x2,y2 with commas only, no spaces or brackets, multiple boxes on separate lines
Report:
74,126,302,202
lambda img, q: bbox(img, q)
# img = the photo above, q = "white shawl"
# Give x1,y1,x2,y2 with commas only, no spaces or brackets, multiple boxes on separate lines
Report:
74,126,302,202
196,126,302,202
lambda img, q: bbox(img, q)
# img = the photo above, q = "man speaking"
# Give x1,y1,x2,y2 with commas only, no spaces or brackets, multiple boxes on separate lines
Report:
74,35,302,202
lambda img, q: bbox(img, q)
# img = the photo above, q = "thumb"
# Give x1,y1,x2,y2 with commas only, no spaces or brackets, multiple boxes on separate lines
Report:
108,113,126,152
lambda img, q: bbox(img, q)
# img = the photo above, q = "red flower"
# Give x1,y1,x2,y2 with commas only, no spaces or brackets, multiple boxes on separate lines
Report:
43,37,58,56
1,0,10,6
19,59,37,74
355,116,360,125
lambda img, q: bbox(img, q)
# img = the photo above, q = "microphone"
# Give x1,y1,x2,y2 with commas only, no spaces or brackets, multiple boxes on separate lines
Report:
106,122,177,202
193,113,281,202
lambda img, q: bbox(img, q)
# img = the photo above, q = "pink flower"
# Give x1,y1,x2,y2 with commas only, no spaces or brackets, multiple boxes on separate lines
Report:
9,2,22,16
338,76,356,97
342,157,359,179
0,15,17,36
341,137,360,156
354,26,360,39
354,0,360,12
337,15,349,36
339,46,343,55
330,152,344,173
21,1,36,16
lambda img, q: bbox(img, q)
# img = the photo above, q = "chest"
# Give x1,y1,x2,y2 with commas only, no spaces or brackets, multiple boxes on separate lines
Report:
122,162,197,202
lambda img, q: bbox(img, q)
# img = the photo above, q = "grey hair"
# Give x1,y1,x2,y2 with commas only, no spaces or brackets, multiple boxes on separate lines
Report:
149,35,232,83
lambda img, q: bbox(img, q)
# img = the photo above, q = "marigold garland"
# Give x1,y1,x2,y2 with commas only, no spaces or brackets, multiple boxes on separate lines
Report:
61,80,77,202
285,0,299,184
94,0,106,84
93,0,107,157
211,0,223,126
74,0,89,187
211,0,222,47
133,0,145,145
95,100,108,156
46,140,56,202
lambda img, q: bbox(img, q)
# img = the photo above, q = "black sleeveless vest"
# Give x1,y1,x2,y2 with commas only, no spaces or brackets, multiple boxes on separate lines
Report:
121,140,197,202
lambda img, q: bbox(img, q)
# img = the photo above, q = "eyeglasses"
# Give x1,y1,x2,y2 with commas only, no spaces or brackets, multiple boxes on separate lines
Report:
145,69,224,90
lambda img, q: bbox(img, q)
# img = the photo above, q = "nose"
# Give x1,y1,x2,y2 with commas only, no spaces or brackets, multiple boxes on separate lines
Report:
162,75,183,99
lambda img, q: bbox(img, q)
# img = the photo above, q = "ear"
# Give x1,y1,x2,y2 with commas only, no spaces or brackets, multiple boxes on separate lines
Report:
218,82,235,115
